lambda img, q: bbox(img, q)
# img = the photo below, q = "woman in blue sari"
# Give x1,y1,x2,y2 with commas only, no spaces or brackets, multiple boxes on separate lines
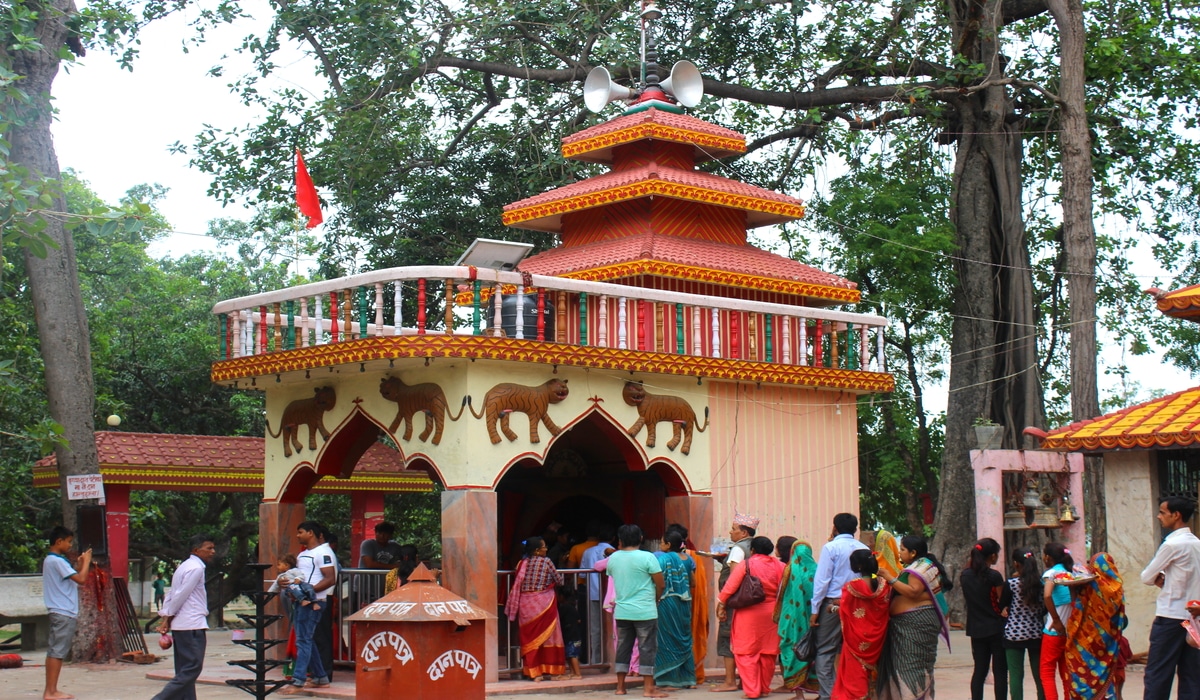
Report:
654,529,697,688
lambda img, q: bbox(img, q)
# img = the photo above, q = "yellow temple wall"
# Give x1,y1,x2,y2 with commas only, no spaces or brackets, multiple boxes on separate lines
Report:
705,381,861,545
1103,450,1159,652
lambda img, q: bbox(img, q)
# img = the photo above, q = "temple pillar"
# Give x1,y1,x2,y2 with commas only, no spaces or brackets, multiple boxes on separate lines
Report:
665,494,715,669
350,491,386,567
442,490,498,682
259,500,306,656
105,484,131,581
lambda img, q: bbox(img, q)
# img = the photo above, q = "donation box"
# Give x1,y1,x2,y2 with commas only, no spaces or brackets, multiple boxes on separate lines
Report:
346,563,493,699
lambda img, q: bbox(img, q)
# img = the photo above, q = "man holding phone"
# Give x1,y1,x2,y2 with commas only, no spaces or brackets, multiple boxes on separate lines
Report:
42,526,92,700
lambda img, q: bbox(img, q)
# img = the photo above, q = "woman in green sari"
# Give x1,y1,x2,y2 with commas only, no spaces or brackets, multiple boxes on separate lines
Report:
774,537,818,696
654,530,697,688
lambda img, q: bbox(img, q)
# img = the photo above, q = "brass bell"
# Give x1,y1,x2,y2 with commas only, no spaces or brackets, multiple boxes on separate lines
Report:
1060,503,1078,524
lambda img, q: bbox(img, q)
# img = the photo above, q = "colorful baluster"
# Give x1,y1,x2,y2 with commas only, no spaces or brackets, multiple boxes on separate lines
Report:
831,324,839,368
747,314,757,360
444,279,454,335
813,319,822,367
782,316,791,364
598,295,608,347
300,297,309,348
618,297,628,349
861,325,870,371
219,313,228,359
654,303,664,353
375,282,385,337
711,309,721,359
393,281,403,335
636,300,646,351
765,314,773,362
492,283,502,336
286,300,295,350
259,306,268,353
691,306,701,356
314,294,325,345
877,326,886,372
514,282,524,339
676,304,684,354
329,292,339,343
847,323,857,369
472,279,481,335
343,289,352,340
579,292,588,346
556,291,567,343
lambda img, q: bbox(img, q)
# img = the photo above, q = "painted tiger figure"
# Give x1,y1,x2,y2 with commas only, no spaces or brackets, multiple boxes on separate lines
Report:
379,376,466,446
266,386,337,458
622,381,708,455
468,378,570,444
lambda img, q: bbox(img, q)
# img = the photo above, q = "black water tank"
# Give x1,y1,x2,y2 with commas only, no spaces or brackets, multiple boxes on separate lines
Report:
486,293,556,339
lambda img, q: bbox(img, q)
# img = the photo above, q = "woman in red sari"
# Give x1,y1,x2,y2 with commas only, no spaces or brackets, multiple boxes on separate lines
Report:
716,536,786,699
506,536,566,681
834,550,892,700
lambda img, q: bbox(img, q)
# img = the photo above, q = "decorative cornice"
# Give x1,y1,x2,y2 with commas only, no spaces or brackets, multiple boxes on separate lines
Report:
501,179,805,228
32,464,433,493
211,335,894,394
558,260,861,303
1039,432,1198,451
562,123,745,161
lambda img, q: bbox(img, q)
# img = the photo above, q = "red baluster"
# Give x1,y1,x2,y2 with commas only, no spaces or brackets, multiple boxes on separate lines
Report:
814,319,823,367
729,311,741,359
417,278,427,335
637,300,647,351
225,315,233,359
258,306,268,353
329,292,339,342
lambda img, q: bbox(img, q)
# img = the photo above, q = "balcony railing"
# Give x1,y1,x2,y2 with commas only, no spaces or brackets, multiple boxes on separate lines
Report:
211,266,888,373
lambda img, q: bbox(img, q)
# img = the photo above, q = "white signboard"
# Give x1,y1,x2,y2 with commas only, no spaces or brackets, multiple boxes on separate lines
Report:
66,474,105,501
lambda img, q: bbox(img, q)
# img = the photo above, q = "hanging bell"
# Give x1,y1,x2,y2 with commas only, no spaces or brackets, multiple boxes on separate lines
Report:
1060,503,1078,524
1004,507,1030,530
1022,479,1043,509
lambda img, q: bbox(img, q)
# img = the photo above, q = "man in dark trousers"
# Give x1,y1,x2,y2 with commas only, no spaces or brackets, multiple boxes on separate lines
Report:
282,522,335,693
1141,496,1200,700
153,535,217,700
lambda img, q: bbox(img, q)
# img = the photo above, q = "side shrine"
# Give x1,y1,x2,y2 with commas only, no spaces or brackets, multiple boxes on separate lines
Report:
208,60,894,680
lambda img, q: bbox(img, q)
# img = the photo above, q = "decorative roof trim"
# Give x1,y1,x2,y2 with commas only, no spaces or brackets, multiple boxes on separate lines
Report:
211,335,894,394
32,464,433,493
558,260,861,302
1034,385,1200,452
562,122,745,161
1152,283,1200,321
501,179,805,229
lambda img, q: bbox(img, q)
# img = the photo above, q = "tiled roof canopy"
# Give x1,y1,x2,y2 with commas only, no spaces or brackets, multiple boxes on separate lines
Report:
1148,283,1200,324
520,233,858,301
1027,387,1200,451
561,108,746,163
33,432,434,493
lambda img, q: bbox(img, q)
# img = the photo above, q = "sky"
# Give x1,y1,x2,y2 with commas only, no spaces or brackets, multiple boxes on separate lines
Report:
48,2,1196,416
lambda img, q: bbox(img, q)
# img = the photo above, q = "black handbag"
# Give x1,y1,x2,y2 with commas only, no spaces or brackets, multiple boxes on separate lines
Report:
794,627,817,662
725,559,765,609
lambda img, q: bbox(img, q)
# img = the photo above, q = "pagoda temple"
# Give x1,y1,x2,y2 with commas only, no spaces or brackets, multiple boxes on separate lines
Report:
207,61,893,679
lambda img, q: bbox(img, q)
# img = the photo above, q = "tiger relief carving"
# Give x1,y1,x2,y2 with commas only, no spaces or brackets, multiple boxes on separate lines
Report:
468,378,570,444
622,381,708,455
266,386,337,458
379,376,465,446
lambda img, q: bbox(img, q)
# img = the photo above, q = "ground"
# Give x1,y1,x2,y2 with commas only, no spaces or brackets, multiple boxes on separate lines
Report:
1,630,1147,699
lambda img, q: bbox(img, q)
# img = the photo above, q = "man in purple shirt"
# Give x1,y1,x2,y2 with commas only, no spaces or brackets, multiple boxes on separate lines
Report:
154,535,217,700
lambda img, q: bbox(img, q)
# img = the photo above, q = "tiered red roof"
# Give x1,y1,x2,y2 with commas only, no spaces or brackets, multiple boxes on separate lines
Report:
507,106,857,304
33,432,433,493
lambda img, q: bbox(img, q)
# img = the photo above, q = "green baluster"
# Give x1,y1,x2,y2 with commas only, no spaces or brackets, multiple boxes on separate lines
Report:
765,314,773,362
579,292,588,346
358,286,369,339
675,304,684,354
286,301,295,350
472,280,482,335
219,313,228,358
846,323,855,369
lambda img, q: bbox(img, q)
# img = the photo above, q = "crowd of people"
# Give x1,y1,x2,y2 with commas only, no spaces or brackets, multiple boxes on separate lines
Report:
505,495,1200,700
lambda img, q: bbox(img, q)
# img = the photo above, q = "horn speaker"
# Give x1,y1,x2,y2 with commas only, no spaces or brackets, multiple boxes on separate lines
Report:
659,60,704,108
584,66,635,113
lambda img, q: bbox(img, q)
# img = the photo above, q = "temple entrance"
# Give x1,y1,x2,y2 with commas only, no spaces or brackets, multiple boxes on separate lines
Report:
495,411,673,566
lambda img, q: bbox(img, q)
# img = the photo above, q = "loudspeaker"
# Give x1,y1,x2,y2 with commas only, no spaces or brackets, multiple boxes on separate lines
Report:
584,66,635,113
659,60,704,108
76,504,107,557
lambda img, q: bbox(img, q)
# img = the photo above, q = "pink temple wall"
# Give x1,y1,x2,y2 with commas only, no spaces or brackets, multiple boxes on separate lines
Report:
705,382,861,544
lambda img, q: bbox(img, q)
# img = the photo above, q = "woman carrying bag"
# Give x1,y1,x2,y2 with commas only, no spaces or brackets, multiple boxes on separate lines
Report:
717,536,786,699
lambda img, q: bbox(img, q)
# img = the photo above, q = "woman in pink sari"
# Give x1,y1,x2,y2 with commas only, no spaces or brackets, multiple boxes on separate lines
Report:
506,536,566,681
717,536,787,699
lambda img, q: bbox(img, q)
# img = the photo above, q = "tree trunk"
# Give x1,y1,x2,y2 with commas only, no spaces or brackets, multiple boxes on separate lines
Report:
1046,0,1104,553
935,0,1047,621
8,0,114,661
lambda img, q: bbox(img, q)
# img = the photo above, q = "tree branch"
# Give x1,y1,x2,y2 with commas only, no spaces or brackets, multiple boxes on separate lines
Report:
275,0,344,98
1002,0,1049,23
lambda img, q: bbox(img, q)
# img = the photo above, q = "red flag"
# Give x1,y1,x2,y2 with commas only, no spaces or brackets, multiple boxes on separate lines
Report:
295,148,323,228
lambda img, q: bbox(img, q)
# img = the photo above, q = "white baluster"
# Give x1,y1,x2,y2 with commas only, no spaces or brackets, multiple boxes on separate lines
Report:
860,325,869,371
229,310,240,357
493,283,503,335
617,297,628,349
243,310,252,356
515,284,525,339
394,281,403,334
876,326,885,372
374,283,385,336
798,318,807,366
314,294,324,346
782,316,792,364
711,309,721,359
598,295,608,347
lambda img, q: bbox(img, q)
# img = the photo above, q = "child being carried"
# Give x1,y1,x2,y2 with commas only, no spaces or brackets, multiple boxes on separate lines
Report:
269,553,320,611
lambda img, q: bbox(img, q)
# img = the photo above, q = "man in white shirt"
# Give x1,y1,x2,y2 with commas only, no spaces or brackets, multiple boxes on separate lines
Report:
282,521,336,694
708,511,757,693
1141,496,1200,700
810,513,869,700
153,535,217,700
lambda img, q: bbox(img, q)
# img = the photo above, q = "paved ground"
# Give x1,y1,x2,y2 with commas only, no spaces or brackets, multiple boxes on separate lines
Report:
2,630,1148,699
